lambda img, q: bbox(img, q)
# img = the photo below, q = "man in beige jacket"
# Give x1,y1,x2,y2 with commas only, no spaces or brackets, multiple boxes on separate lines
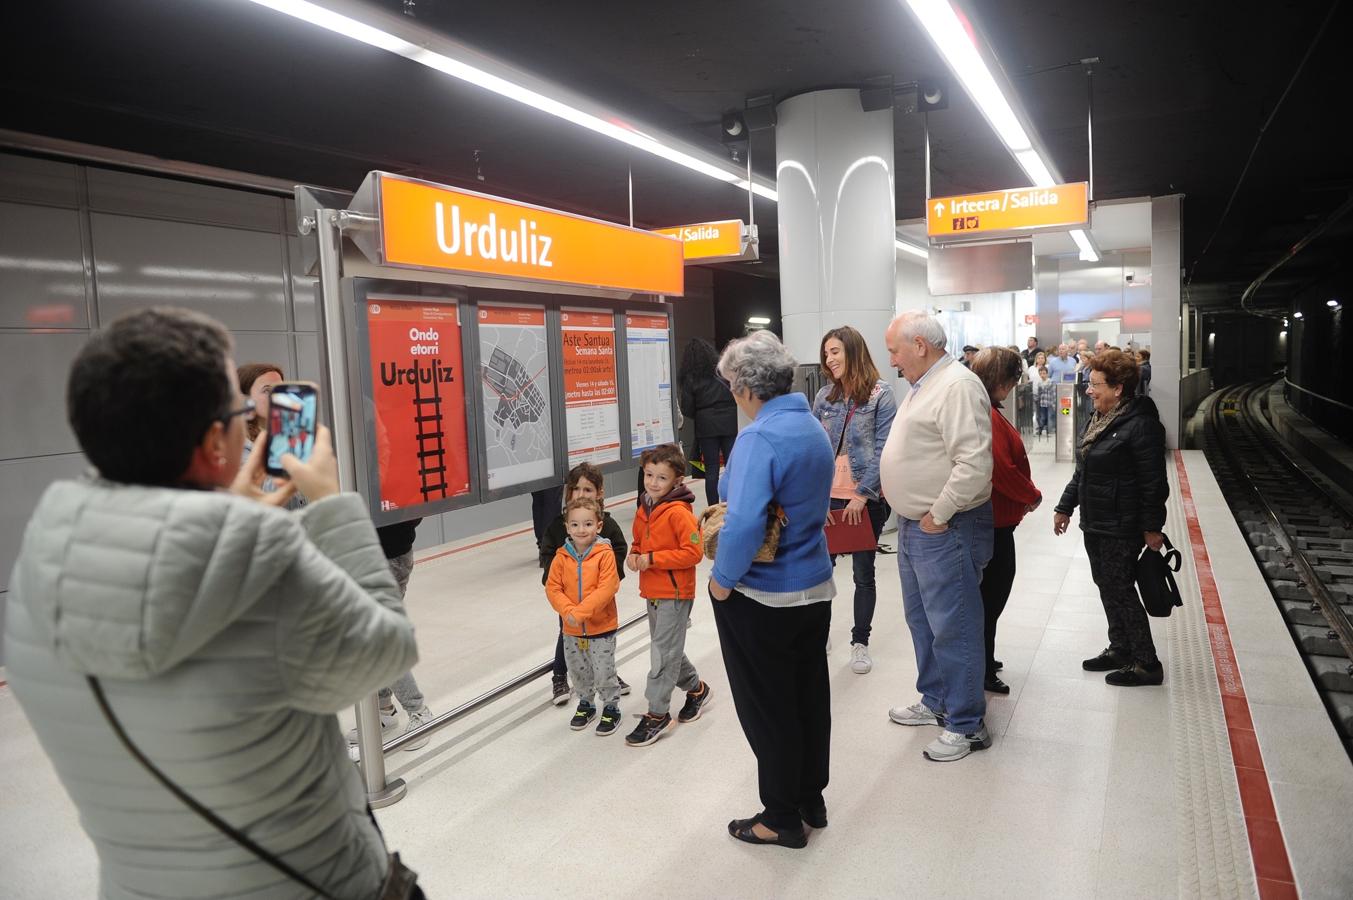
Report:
879,311,995,762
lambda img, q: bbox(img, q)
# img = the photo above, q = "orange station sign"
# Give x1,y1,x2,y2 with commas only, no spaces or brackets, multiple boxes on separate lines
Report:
926,182,1088,239
377,174,684,295
654,219,746,262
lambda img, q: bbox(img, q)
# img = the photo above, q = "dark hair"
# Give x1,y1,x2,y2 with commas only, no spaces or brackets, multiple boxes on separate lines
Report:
69,307,234,486
970,347,1025,401
237,362,285,440
678,338,721,394
820,325,881,407
1088,349,1141,398
564,497,603,520
1138,349,1151,361
566,462,605,500
640,442,687,477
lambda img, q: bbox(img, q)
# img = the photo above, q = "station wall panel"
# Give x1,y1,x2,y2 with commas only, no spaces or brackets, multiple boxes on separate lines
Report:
0,155,81,207
86,168,282,232
0,453,89,595
0,201,90,329
0,333,89,460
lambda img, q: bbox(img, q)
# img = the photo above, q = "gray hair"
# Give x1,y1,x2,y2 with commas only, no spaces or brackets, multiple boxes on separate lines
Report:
891,310,948,352
717,330,797,400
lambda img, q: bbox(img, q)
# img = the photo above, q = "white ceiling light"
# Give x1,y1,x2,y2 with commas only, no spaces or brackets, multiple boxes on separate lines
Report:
747,316,772,325
241,0,774,200
896,239,930,259
903,0,1099,262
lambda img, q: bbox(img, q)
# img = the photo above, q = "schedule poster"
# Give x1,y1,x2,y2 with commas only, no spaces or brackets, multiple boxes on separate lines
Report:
367,297,471,512
625,312,674,457
560,309,620,465
478,304,555,489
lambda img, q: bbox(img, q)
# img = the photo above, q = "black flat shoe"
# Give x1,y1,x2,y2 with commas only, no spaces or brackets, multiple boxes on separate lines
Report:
1082,648,1128,672
728,814,808,849
1105,662,1164,687
984,675,1010,694
799,806,828,829
993,659,1004,672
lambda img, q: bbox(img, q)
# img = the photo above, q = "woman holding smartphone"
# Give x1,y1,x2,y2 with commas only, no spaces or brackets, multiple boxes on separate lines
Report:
811,326,897,675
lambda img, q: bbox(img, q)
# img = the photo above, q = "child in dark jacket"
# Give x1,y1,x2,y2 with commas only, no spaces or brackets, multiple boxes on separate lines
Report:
538,463,629,705
624,443,711,747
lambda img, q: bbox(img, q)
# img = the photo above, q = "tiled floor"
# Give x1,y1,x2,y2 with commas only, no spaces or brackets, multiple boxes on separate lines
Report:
2,443,1351,898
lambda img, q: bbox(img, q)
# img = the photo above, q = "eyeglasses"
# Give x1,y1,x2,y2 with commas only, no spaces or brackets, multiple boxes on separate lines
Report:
1087,380,1111,390
220,398,256,424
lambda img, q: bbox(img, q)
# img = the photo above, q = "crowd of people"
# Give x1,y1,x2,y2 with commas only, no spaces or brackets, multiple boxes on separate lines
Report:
2,303,1169,895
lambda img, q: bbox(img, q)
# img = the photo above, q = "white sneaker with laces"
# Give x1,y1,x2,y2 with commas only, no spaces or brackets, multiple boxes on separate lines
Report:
887,701,945,727
402,707,435,751
849,642,873,674
346,710,398,746
923,726,992,762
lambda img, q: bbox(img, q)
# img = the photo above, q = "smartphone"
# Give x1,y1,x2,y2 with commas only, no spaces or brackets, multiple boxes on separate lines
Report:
264,381,319,477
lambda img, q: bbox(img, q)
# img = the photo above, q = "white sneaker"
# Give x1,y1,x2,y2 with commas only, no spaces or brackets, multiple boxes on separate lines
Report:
402,707,435,751
849,642,873,674
923,726,992,762
888,701,945,727
346,710,398,745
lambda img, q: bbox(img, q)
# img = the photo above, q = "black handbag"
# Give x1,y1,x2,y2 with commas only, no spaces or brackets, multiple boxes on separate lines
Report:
1136,535,1183,617
88,676,419,900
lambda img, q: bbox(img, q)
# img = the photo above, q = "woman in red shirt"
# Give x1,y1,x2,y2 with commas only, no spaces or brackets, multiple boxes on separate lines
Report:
971,348,1042,694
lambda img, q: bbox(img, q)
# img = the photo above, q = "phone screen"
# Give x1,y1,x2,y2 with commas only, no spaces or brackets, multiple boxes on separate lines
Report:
264,383,318,477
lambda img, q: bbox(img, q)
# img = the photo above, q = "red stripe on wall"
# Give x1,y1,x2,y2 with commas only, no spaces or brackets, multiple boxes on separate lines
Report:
1174,450,1296,898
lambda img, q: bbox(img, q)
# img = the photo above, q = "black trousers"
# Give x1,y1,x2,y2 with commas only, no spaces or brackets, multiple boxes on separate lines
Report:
698,434,737,507
979,525,1017,677
1084,532,1158,665
530,485,564,545
829,497,890,646
711,587,831,832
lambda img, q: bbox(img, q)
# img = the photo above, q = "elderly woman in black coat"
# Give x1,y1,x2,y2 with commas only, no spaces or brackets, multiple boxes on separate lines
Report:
1052,349,1169,687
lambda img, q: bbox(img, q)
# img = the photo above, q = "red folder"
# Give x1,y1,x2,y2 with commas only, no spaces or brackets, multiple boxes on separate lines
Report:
825,508,878,555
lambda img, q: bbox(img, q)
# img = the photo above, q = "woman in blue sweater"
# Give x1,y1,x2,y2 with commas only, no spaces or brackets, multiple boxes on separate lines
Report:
708,330,835,850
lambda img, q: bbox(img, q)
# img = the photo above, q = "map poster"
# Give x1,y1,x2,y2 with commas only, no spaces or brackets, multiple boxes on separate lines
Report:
477,304,554,489
367,297,471,512
625,312,674,457
560,309,620,466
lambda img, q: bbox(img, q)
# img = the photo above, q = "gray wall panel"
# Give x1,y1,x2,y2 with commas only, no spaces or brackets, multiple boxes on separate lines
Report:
0,332,88,459
231,332,293,376
293,332,320,383
0,155,81,207
91,214,288,331
0,202,90,328
87,168,281,232
0,453,88,595
289,235,317,331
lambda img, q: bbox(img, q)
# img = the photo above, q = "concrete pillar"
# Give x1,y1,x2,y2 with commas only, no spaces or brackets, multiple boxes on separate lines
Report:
1150,195,1184,448
776,90,896,378
1034,257,1060,350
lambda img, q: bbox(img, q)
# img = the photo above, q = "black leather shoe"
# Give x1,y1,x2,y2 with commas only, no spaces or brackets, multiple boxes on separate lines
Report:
728,815,808,849
799,805,828,829
984,675,1010,694
1105,661,1164,687
1082,648,1128,672
993,659,1004,672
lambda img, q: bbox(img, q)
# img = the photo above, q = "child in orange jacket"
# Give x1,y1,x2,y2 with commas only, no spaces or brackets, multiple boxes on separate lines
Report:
624,443,712,747
546,497,623,735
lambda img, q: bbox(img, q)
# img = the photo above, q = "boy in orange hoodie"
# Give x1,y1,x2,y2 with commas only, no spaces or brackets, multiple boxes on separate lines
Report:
546,497,623,735
625,443,712,747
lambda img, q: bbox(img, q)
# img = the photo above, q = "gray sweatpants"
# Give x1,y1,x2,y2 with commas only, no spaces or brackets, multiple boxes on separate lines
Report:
645,599,701,715
563,634,620,709
378,551,426,714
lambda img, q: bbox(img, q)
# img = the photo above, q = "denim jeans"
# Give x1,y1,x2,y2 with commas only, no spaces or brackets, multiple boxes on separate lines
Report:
1036,406,1051,434
896,502,994,734
829,497,890,646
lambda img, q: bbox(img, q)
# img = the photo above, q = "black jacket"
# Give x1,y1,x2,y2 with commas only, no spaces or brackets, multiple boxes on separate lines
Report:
376,518,422,559
678,376,738,439
1055,396,1168,536
537,511,628,584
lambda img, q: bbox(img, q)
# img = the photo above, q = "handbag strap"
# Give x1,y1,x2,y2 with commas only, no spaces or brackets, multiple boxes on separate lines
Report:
834,402,856,457
87,676,339,900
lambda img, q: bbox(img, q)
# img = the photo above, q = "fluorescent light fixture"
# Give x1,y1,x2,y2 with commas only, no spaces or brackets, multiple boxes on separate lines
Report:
903,0,1030,151
1327,298,1340,307
747,316,772,325
1293,311,1304,318
895,239,930,259
1070,229,1099,262
1013,149,1055,188
1279,330,1287,338
242,0,772,203
1208,332,1216,341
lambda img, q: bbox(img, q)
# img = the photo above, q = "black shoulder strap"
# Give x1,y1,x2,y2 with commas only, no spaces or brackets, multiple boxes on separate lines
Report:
87,676,338,900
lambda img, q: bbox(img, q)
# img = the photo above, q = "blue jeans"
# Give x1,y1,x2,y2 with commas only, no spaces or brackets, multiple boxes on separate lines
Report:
897,502,994,734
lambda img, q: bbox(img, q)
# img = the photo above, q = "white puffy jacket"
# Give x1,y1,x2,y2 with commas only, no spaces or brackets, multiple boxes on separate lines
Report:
3,480,419,899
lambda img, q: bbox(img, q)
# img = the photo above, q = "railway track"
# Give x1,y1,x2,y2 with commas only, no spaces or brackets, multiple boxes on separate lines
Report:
1201,379,1353,759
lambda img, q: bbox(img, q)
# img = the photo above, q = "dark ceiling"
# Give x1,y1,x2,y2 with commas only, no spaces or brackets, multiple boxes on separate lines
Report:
2,0,1349,309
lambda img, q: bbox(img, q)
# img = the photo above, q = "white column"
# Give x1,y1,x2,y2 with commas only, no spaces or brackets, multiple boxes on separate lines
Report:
776,90,897,379
1150,195,1184,448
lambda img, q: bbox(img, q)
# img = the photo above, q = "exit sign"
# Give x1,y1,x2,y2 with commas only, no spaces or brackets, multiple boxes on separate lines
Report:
927,183,1089,239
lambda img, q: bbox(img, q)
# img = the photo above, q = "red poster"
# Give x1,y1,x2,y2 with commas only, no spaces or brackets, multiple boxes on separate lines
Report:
560,309,620,465
367,297,471,511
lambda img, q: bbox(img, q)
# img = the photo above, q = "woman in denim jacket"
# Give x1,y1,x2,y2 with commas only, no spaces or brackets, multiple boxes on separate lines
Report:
812,326,897,675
